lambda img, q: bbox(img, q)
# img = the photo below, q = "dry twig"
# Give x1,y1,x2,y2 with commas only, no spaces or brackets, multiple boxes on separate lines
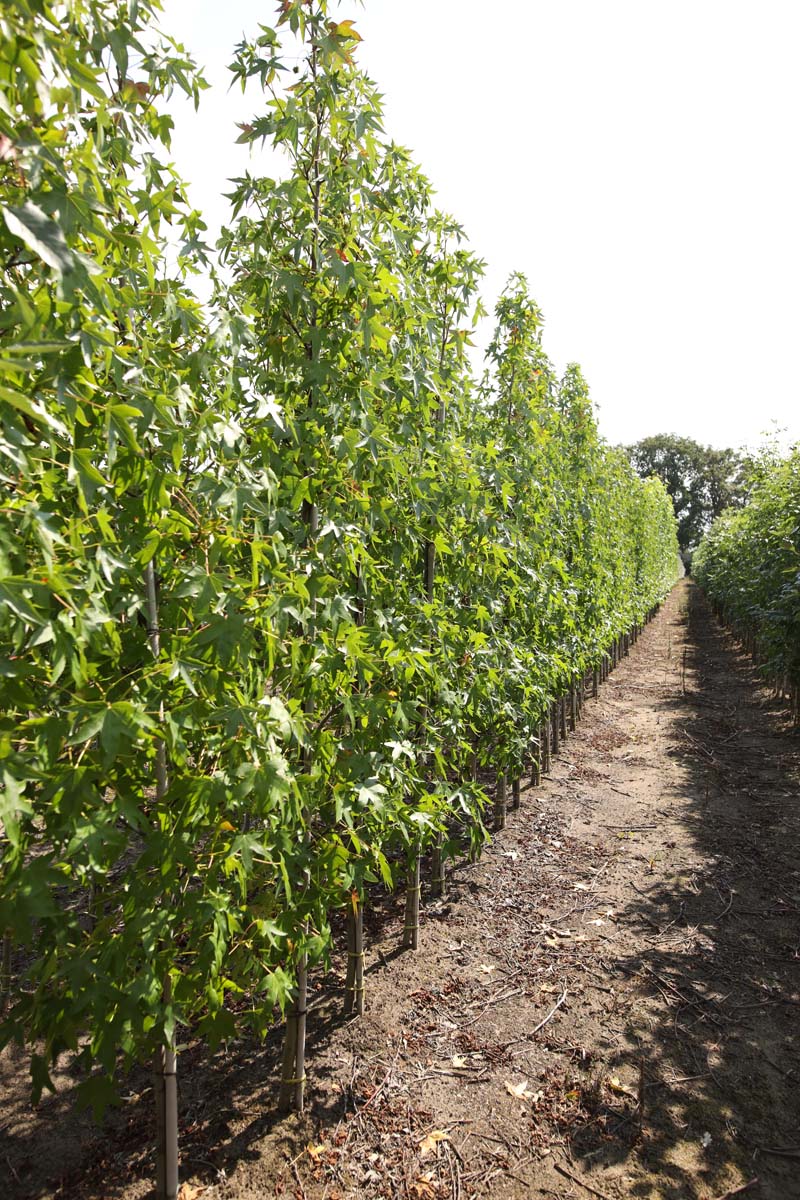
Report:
554,1160,613,1200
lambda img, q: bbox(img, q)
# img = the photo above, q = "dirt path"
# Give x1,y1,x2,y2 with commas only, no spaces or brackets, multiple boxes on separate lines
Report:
5,580,800,1200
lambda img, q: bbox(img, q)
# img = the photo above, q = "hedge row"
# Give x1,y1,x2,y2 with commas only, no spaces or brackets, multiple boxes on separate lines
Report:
0,0,680,1145
694,447,800,714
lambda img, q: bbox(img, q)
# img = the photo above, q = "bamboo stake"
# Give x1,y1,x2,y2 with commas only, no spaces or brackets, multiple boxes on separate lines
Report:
569,685,576,732
431,832,446,898
352,900,364,1016
494,771,507,830
145,560,178,1200
294,956,307,1111
559,695,567,740
550,700,559,755
593,666,599,697
1,930,11,1015
512,777,521,811
343,896,357,1016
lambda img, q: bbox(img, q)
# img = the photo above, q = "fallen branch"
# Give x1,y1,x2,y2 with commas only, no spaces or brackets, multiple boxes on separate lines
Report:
554,1160,613,1200
704,1179,758,1200
531,988,568,1036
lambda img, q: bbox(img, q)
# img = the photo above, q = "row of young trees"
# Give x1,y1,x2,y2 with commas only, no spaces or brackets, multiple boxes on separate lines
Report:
1,1,680,1192
694,447,799,718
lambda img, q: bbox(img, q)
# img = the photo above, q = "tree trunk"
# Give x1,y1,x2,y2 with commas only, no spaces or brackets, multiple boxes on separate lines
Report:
494,771,507,830
402,851,421,950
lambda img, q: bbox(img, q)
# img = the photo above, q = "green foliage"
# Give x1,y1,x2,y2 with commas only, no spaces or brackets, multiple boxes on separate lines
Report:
0,0,681,1112
694,447,800,687
627,433,745,552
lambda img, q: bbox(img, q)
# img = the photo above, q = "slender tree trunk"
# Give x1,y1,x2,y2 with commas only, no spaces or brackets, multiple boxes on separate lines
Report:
343,895,364,1017
153,1001,178,1200
402,851,421,950
278,998,298,1110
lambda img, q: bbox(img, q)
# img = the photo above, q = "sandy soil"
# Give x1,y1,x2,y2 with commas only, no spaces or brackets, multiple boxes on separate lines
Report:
5,579,800,1200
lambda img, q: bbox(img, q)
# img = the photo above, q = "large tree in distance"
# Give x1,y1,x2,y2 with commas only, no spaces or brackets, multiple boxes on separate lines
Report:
626,434,745,553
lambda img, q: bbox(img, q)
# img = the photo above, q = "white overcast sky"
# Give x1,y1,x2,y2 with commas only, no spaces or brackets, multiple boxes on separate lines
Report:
160,0,800,452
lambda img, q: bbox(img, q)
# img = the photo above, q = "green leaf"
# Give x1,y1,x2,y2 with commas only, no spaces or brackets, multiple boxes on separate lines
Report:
2,201,88,278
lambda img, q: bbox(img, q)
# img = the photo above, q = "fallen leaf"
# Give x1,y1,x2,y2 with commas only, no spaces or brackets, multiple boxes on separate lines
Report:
478,963,496,974
419,1129,449,1158
177,1185,205,1200
505,1079,533,1100
573,882,590,891
503,850,520,860
544,936,560,948
306,1142,327,1162
412,1177,436,1199
608,1075,637,1099
451,1054,468,1068
589,918,605,926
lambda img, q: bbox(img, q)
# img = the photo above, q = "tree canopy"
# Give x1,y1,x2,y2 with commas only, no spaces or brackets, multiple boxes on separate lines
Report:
626,434,745,553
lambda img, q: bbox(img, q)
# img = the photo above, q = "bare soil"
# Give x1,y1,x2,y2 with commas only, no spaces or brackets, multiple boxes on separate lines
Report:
4,579,800,1200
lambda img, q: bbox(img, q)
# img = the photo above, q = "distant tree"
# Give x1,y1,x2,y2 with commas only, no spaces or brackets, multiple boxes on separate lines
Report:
626,434,744,553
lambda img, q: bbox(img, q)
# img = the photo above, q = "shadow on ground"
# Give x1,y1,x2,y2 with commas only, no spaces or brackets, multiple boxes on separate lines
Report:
567,584,800,1199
